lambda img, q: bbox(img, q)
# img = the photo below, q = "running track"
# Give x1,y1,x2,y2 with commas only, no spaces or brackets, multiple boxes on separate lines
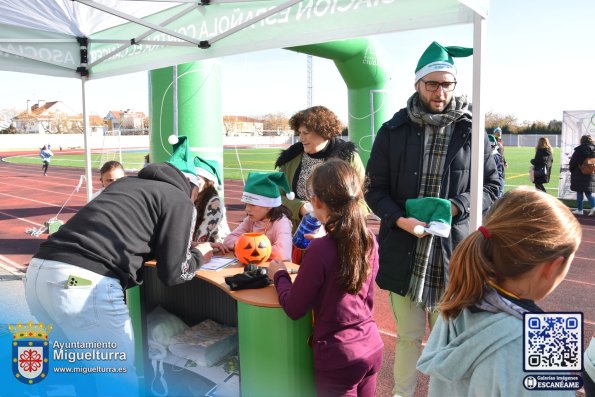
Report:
1,150,593,397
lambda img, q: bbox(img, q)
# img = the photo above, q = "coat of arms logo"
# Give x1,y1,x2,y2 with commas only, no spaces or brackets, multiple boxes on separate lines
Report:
9,321,52,385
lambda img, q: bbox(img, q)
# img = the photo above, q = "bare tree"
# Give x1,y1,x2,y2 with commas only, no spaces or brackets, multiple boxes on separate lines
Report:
485,111,518,132
15,113,38,133
548,119,562,131
43,112,70,133
223,115,235,136
0,107,17,122
260,112,289,132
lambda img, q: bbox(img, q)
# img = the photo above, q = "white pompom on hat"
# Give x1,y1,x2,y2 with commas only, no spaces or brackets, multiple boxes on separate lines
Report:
168,134,179,145
405,197,453,238
166,134,200,187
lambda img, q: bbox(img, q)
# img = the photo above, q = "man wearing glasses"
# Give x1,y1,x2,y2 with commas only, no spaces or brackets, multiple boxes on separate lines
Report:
365,41,500,397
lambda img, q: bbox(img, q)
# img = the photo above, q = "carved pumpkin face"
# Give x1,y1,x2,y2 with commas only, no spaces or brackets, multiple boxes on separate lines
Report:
234,233,272,265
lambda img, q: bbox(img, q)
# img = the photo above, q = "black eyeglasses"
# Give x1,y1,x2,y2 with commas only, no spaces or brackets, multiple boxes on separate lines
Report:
420,79,457,92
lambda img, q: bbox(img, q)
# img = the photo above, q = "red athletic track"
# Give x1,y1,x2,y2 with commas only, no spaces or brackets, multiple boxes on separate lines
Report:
1,150,593,397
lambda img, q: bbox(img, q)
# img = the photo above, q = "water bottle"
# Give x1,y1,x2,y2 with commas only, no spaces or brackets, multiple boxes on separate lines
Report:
292,213,321,249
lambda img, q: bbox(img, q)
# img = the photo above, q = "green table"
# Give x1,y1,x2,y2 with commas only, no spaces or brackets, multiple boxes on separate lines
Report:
130,261,315,396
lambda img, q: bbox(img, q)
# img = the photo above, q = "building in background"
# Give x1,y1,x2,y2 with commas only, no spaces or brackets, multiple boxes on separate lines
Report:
12,100,103,134
223,115,264,136
104,109,148,134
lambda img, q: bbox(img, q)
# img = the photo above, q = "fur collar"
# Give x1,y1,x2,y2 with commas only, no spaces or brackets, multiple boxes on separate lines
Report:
275,138,358,168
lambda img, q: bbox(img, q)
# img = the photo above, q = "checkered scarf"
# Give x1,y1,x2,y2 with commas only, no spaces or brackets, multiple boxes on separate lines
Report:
406,93,470,310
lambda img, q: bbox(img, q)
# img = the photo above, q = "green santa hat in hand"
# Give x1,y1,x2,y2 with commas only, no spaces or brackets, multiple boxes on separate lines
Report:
405,197,453,238
415,41,473,81
242,172,295,207
167,134,200,187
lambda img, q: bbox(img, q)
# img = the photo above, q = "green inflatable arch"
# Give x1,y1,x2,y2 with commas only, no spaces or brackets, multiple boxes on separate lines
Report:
287,38,394,164
148,37,393,168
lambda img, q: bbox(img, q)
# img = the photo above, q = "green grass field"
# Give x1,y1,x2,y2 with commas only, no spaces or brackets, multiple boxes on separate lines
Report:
4,148,282,181
4,146,560,191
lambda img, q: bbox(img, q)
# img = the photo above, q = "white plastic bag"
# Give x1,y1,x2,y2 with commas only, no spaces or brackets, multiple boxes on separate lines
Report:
529,165,535,183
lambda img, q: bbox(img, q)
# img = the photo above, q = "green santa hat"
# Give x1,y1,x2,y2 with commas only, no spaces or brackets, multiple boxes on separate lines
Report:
167,134,200,187
405,197,452,238
242,172,294,207
488,134,497,147
194,156,221,186
415,41,473,82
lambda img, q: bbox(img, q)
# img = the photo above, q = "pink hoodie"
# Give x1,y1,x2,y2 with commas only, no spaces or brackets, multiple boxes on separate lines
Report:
224,215,293,260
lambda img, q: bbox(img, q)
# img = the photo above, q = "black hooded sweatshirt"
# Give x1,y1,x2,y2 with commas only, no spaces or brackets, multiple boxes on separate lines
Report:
35,162,204,288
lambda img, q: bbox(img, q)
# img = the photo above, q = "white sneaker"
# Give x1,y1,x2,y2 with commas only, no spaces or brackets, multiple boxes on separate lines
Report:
589,208,595,216
572,209,583,215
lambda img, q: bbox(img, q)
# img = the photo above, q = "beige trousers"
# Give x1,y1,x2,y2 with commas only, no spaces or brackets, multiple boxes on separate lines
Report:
389,292,439,397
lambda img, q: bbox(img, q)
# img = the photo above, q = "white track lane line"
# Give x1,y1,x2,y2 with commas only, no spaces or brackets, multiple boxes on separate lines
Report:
0,181,87,199
0,210,45,227
0,255,27,273
0,192,80,211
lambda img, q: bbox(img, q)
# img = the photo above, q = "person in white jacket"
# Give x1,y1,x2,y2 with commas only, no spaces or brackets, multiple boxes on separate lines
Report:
39,144,53,176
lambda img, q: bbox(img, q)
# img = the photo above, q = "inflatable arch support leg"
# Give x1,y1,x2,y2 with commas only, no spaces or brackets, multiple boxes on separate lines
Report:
287,38,395,165
149,60,224,177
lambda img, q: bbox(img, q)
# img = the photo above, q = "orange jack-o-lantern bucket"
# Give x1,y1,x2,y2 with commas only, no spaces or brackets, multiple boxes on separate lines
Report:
234,233,272,265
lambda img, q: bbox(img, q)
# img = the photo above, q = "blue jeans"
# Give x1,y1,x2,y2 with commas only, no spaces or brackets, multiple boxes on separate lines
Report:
576,191,595,211
25,258,138,396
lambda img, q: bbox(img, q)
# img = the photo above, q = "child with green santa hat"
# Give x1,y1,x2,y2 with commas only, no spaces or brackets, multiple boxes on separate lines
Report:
218,171,294,260
192,155,231,245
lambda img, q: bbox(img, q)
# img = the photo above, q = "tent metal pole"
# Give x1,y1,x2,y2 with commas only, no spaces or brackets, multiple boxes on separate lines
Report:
206,0,302,46
469,10,488,230
74,0,200,45
133,0,270,3
0,39,76,43
81,77,93,202
87,3,197,69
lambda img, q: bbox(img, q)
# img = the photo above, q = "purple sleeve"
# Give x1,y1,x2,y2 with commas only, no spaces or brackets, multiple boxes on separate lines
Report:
273,240,326,320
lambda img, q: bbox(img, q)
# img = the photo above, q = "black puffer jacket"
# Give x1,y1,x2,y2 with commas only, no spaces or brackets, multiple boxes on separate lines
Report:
569,143,595,192
365,109,500,295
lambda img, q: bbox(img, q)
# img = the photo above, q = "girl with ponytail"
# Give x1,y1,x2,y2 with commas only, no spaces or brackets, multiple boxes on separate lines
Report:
269,158,383,397
417,186,582,397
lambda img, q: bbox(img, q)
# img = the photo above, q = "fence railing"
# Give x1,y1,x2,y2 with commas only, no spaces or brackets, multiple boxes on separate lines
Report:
500,134,561,148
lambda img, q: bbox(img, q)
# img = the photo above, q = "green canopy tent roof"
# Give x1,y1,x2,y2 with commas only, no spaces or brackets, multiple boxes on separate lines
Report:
0,0,490,228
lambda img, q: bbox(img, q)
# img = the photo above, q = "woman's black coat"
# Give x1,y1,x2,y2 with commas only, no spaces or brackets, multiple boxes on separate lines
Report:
569,143,595,192
530,147,553,184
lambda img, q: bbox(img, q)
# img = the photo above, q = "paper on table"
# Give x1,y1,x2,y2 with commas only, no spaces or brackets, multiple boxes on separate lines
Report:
200,257,237,271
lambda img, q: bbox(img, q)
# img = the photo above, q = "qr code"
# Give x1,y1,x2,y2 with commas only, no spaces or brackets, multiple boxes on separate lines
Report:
523,312,582,371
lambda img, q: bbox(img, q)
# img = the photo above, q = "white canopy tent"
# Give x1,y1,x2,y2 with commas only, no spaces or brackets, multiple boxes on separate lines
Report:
0,0,489,227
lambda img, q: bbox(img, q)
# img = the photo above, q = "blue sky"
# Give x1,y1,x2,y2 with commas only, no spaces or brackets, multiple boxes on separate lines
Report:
1,0,592,124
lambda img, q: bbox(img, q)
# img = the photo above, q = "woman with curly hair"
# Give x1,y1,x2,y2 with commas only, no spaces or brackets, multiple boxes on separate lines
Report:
275,106,368,231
